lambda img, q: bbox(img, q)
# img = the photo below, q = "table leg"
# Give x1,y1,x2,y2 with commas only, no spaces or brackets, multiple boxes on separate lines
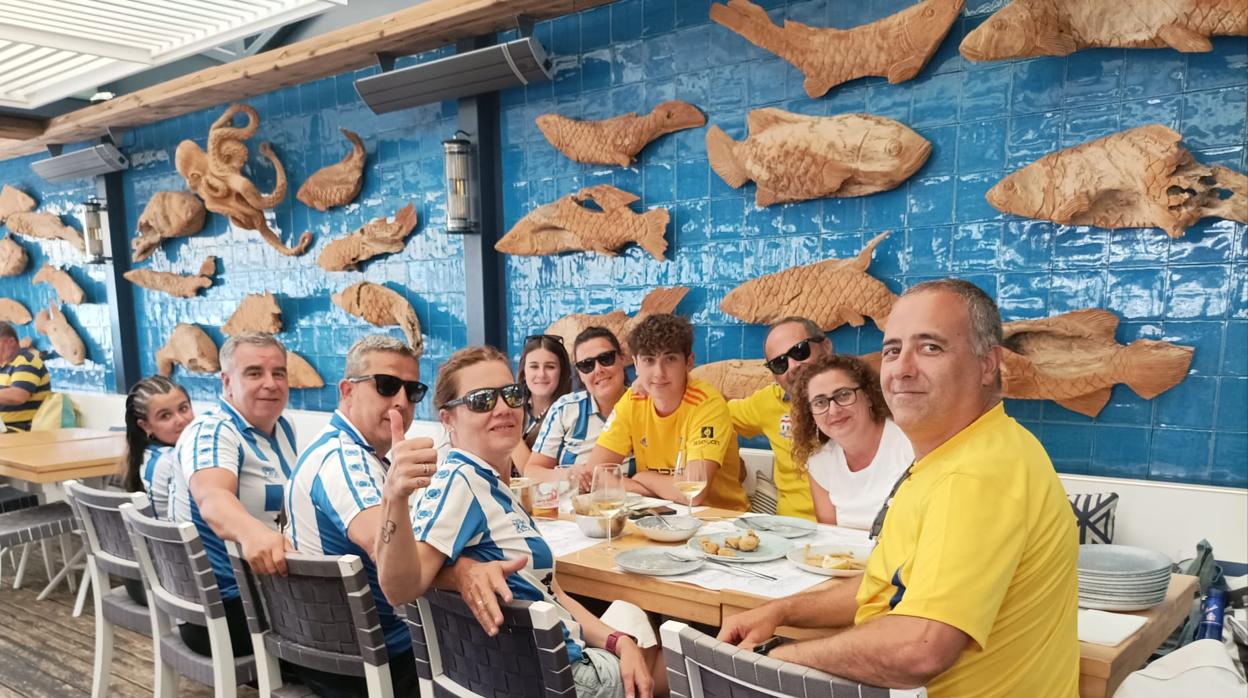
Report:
37,547,85,601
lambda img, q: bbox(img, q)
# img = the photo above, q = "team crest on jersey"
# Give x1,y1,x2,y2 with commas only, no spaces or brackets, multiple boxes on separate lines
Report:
779,414,791,439
640,437,648,448
700,426,714,439
511,515,534,535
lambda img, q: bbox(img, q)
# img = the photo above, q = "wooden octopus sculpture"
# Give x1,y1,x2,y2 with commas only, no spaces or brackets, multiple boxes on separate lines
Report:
175,104,311,256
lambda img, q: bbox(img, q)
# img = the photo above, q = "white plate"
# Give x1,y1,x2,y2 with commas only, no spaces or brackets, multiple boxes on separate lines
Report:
733,514,817,538
688,531,791,563
786,544,872,577
1078,596,1166,612
615,547,703,576
1078,545,1172,576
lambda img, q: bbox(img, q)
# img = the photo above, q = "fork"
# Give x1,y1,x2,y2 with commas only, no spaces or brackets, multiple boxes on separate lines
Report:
666,551,777,581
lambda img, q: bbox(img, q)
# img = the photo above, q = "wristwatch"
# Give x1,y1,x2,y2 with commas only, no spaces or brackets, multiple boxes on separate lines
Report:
605,630,637,656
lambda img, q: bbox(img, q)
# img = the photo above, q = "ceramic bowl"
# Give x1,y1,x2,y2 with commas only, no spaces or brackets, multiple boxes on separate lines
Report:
633,515,703,542
575,513,626,538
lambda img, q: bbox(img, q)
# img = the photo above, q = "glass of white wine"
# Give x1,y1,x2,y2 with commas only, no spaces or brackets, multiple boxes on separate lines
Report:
675,456,706,517
590,464,626,551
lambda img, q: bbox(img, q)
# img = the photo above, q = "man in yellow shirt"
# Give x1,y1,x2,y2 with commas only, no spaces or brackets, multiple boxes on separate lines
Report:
729,316,830,519
718,279,1079,697
589,314,749,511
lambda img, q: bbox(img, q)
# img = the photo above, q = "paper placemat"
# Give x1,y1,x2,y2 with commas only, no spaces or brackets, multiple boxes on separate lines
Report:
1078,608,1148,646
537,520,604,557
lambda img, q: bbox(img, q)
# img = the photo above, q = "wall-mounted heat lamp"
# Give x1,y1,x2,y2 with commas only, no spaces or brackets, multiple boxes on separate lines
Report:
80,198,109,263
443,131,478,234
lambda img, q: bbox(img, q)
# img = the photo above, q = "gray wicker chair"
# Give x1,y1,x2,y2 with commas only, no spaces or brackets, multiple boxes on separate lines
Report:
63,480,153,698
404,588,576,697
659,621,928,698
0,498,79,591
120,502,257,698
226,539,393,697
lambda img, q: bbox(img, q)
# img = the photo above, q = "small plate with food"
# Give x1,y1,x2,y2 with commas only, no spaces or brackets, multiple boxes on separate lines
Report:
787,544,872,577
686,529,791,563
732,514,817,538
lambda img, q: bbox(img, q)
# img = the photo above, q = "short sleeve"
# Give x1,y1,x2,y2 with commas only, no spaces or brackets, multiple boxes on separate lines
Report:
410,469,486,562
594,392,634,457
890,473,1027,649
684,397,733,465
178,418,244,484
728,393,763,439
313,445,385,532
534,397,570,459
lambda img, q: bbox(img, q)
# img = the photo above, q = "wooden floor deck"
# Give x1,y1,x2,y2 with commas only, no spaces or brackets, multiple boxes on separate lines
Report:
0,546,257,698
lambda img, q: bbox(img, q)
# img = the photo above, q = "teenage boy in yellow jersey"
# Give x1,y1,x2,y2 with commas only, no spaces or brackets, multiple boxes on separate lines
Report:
719,279,1078,697
586,314,749,511
729,317,831,519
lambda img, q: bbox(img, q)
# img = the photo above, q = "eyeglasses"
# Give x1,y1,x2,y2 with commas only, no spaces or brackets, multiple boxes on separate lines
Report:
869,463,914,540
441,383,527,413
524,334,564,346
348,374,428,403
574,350,618,374
763,337,825,375
808,387,863,414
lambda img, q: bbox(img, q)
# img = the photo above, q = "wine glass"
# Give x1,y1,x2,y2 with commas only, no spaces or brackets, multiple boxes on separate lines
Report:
674,458,707,517
590,464,626,551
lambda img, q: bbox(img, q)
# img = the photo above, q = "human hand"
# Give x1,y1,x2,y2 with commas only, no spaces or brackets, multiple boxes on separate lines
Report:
717,605,782,649
616,639,654,698
451,556,527,636
383,409,438,500
240,526,292,576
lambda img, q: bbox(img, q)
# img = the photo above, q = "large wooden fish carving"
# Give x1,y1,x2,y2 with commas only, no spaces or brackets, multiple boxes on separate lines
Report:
707,110,931,207
33,264,85,305
318,203,418,271
132,191,207,263
692,353,882,400
332,281,424,358
496,185,670,260
124,257,217,298
721,232,895,331
5,211,85,251
545,286,689,364
34,304,86,365
0,185,35,224
297,128,366,211
710,0,964,97
961,0,1247,61
157,324,219,376
1000,309,1194,417
987,125,1247,238
0,238,27,277
536,101,706,167
0,298,31,325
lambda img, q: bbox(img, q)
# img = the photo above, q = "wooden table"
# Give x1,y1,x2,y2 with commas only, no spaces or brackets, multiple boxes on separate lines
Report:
0,429,126,483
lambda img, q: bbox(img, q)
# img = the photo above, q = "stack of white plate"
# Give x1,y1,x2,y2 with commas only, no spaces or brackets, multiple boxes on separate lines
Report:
1078,544,1173,611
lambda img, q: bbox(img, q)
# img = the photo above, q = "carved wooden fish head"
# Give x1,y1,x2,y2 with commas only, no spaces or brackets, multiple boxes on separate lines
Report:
859,119,932,181
719,278,768,322
960,1,1069,61
495,200,566,254
904,0,966,49
652,100,706,130
986,165,1047,219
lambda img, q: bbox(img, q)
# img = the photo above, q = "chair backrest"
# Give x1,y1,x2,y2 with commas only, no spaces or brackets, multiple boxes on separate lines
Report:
119,502,224,627
226,540,392,694
404,589,575,697
64,479,151,583
659,621,927,698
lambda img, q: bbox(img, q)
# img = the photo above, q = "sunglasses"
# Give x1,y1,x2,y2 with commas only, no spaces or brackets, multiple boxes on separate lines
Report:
348,374,428,403
763,337,825,375
441,383,527,413
809,387,863,414
524,334,564,346
574,350,619,374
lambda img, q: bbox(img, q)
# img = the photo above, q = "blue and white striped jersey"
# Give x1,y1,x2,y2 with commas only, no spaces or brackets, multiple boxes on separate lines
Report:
412,448,585,662
141,444,178,520
533,390,635,475
170,397,295,600
285,411,409,656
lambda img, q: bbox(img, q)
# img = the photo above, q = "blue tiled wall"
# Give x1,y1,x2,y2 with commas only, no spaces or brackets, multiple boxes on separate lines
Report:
0,56,466,421
499,0,1247,488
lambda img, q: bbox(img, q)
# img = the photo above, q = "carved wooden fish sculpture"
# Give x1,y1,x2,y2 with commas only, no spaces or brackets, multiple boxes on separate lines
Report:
5,211,85,251
721,232,895,331
132,191,207,262
987,125,1248,238
692,353,883,400
536,101,706,167
707,110,931,207
961,0,1247,61
33,263,85,305
124,256,217,298
545,287,688,364
710,0,964,97
332,281,424,358
157,324,219,376
223,293,282,336
297,128,367,211
287,352,325,389
0,185,35,224
999,309,1194,417
0,298,31,325
0,237,28,277
496,185,670,260
318,203,418,271
34,304,86,365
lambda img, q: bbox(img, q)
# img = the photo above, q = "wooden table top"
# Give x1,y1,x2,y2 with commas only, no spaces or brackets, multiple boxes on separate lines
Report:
0,428,120,448
0,430,126,483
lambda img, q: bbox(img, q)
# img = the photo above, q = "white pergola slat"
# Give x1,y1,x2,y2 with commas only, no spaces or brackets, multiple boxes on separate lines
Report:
0,0,343,109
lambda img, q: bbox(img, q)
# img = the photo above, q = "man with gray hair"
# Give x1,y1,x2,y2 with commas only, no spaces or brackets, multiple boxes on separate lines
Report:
170,331,296,658
0,321,52,431
720,279,1078,695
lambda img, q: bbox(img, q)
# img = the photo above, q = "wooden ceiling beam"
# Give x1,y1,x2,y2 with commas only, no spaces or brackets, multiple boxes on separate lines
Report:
0,114,46,141
0,0,613,162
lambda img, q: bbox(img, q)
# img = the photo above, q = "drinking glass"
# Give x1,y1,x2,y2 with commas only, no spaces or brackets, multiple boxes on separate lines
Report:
590,464,626,551
674,458,707,517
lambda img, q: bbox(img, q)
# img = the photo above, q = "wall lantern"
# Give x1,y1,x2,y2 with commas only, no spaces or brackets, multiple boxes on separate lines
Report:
80,198,109,263
442,130,478,234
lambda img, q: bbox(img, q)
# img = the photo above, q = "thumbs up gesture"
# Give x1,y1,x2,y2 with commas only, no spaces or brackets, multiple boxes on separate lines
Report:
382,408,439,502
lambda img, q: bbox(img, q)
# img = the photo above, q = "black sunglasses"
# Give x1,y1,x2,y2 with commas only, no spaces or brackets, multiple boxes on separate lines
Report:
348,374,428,403
441,383,527,413
524,334,564,346
763,337,825,375
574,350,619,374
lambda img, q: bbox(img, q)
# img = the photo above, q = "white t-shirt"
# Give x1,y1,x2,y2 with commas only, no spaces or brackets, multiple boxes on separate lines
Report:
807,418,914,530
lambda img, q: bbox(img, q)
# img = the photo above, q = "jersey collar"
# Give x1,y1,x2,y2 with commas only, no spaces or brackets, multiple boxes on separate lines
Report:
329,410,375,454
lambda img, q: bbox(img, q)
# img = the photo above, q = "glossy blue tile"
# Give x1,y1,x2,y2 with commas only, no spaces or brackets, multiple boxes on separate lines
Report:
1149,429,1211,483
914,125,957,177
1043,423,1092,473
998,272,1050,319
1225,322,1248,376
1165,265,1232,319
1182,86,1248,149
960,63,1011,119
910,72,962,127
1122,50,1186,99
611,0,643,42
1210,433,1248,488
1155,376,1216,429
1106,268,1166,320
907,226,953,274
1217,378,1246,432
998,220,1053,270
957,118,1008,173
954,172,1004,223
950,223,1000,271
907,176,956,227
1090,426,1152,479
1012,58,1065,113
1006,112,1062,170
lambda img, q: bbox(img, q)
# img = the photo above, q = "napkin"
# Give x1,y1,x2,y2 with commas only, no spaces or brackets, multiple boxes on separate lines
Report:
1078,608,1147,646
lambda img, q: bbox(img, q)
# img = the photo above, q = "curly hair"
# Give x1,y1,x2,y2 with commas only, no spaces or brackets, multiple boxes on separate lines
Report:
627,313,693,358
790,354,890,470
434,345,512,410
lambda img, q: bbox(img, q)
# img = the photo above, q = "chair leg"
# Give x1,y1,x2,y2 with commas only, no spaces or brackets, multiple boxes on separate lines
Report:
154,659,178,698
73,569,92,617
40,538,52,582
60,535,77,593
89,560,113,698
13,543,30,589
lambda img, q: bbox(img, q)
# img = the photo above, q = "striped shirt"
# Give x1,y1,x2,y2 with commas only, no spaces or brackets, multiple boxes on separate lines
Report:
285,411,409,656
171,397,295,600
141,444,179,520
0,348,51,431
533,390,634,475
412,448,584,662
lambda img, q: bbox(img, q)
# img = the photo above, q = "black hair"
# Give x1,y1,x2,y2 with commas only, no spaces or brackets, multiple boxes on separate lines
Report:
120,376,189,494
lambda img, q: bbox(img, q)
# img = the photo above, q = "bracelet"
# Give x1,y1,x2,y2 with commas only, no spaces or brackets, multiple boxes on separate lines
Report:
605,630,636,657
